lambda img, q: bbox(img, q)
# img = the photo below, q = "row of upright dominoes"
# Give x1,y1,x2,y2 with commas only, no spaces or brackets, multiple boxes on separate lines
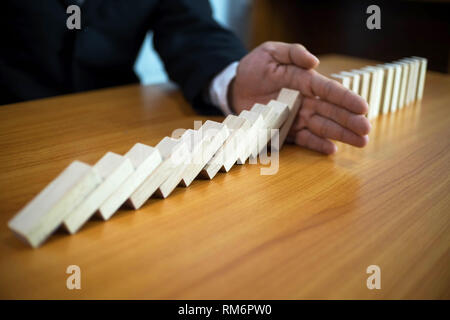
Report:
8,88,301,248
331,56,427,119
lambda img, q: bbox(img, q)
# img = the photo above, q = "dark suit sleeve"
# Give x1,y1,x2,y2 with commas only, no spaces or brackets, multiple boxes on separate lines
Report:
150,0,247,115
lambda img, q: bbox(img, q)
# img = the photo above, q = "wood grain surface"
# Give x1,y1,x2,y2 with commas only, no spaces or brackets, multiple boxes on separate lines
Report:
0,55,448,299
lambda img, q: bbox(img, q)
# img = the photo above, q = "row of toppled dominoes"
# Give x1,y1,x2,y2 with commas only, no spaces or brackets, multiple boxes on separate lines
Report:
331,56,427,120
8,88,301,248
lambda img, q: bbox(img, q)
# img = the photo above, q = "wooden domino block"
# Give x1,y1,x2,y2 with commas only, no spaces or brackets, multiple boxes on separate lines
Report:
397,61,409,109
250,103,277,156
351,69,371,103
251,100,289,155
266,100,290,132
331,73,351,89
361,66,379,119
405,57,421,103
377,64,395,115
412,56,427,100
236,110,265,164
399,58,416,105
128,137,188,209
98,143,162,220
63,152,134,234
8,161,101,248
201,115,250,179
386,63,402,112
363,66,384,119
410,58,420,103
276,88,302,148
179,120,229,187
340,71,361,94
401,58,416,105
156,130,198,198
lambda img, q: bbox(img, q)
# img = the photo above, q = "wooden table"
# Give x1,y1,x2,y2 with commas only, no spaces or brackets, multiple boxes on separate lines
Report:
0,55,448,299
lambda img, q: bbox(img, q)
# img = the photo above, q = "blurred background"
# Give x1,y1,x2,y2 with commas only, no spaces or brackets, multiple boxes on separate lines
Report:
135,0,449,85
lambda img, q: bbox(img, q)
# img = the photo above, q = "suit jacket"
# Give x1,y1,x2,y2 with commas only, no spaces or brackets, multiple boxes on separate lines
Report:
0,0,247,114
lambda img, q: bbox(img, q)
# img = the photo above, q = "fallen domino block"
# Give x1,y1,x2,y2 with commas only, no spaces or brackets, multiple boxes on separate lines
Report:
250,103,277,157
156,130,198,198
63,152,134,234
8,161,101,248
128,137,188,209
251,100,289,156
267,100,290,131
98,143,162,220
276,88,302,148
179,120,229,187
200,115,250,179
236,110,265,164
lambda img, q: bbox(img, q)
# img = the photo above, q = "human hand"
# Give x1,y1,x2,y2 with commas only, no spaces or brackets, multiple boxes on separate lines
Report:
230,41,371,154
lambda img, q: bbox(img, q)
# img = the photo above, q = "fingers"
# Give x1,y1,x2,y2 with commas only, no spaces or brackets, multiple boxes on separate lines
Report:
309,71,369,115
262,41,319,69
308,114,369,148
281,67,368,115
303,97,371,136
294,129,337,155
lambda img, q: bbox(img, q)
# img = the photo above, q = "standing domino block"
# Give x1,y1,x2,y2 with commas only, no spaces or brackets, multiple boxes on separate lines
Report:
201,115,250,179
8,161,101,248
401,58,416,105
351,69,371,103
63,152,134,234
331,74,351,89
410,58,420,103
377,64,395,114
361,67,378,119
341,71,361,94
399,58,416,105
397,61,409,109
98,143,162,220
237,110,265,164
386,63,402,112
412,56,427,100
179,120,229,187
276,88,302,148
128,137,188,209
405,57,421,103
364,66,384,119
